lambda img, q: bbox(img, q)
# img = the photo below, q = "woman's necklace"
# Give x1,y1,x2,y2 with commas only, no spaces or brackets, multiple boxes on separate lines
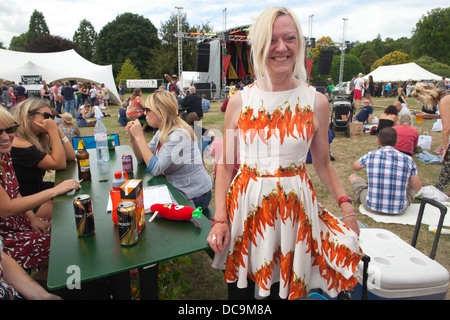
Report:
259,78,297,108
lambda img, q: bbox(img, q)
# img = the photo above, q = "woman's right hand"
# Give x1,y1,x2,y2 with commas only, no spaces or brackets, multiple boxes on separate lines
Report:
53,179,81,196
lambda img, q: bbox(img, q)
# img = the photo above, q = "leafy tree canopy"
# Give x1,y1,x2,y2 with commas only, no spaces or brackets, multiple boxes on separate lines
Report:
94,12,160,78
371,51,410,71
28,9,50,43
26,34,79,53
73,19,97,60
115,58,141,84
414,56,450,78
410,7,450,65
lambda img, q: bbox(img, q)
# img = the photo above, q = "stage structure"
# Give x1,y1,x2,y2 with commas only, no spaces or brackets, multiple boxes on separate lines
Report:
173,7,252,99
173,8,351,99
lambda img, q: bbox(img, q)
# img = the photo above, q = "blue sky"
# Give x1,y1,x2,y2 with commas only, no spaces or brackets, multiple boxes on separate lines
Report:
0,0,447,48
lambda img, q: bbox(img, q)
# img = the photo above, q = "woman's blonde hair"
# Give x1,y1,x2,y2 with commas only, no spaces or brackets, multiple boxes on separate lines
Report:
13,98,53,153
0,106,16,128
248,7,306,90
145,91,195,144
411,82,447,110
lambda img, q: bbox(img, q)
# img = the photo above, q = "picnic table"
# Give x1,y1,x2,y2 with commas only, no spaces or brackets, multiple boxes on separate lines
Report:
47,145,212,299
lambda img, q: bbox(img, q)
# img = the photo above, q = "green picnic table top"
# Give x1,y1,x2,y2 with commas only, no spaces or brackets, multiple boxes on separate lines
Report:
47,145,211,290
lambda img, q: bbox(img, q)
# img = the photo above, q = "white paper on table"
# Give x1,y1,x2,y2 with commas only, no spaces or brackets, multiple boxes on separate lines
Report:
143,185,173,213
106,184,174,213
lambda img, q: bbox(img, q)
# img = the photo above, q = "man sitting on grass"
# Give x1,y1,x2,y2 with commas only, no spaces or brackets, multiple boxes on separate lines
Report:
349,127,422,215
354,99,373,124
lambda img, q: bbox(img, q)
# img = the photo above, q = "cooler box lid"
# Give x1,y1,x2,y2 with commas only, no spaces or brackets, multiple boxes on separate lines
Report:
357,229,449,292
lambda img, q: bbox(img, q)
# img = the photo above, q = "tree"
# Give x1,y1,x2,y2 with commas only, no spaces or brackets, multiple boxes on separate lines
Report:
115,59,141,85
9,33,29,51
359,49,379,73
410,7,450,65
371,51,410,71
329,54,364,84
27,10,50,44
415,56,450,78
73,19,97,61
94,12,160,78
156,12,213,76
26,35,79,53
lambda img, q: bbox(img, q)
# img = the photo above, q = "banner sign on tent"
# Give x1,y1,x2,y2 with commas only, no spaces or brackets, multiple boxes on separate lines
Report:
126,79,157,88
21,75,42,85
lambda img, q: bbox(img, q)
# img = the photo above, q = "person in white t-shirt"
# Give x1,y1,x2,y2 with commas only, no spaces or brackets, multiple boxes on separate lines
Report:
353,73,365,107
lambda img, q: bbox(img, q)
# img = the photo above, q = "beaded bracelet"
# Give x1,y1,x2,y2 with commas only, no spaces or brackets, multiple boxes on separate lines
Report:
211,218,230,228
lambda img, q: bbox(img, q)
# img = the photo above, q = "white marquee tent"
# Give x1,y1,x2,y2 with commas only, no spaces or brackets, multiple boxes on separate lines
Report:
0,48,120,104
364,62,444,82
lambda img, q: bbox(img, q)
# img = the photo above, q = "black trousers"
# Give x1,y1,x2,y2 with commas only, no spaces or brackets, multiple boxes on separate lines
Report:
228,279,282,300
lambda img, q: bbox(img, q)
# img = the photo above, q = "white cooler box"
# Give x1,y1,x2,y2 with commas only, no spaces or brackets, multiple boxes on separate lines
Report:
353,229,449,300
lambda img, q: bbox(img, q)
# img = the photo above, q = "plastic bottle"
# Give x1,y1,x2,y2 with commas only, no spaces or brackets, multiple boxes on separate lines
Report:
76,140,91,180
110,171,128,225
94,117,109,162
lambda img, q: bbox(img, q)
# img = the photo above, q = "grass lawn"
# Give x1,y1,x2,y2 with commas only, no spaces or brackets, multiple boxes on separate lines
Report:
75,93,449,300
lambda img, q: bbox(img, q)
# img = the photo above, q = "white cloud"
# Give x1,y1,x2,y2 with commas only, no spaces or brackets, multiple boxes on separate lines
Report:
0,0,447,48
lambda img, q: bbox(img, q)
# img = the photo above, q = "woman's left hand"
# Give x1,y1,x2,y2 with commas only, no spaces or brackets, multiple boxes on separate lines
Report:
35,118,58,134
30,217,52,234
341,202,360,235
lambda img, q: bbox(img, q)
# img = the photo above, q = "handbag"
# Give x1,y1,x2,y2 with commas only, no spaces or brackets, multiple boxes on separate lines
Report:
417,132,432,149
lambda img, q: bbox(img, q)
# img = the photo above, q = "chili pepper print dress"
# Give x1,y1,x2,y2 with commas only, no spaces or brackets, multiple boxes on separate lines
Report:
212,82,364,300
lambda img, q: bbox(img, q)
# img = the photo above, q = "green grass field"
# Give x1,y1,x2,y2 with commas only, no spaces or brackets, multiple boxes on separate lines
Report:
76,93,449,300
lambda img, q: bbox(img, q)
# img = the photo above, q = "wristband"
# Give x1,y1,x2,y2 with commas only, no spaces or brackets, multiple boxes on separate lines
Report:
211,218,230,228
61,136,69,143
338,196,352,207
341,213,357,221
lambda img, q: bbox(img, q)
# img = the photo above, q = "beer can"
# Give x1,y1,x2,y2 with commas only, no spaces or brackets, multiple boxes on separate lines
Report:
73,194,95,236
117,201,138,246
122,154,133,173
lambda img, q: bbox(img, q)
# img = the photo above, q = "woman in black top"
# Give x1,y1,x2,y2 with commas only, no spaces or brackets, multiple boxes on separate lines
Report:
366,75,375,106
376,105,398,135
11,98,76,218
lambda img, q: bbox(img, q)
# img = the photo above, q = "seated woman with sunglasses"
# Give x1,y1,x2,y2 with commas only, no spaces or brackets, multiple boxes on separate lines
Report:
127,91,212,209
0,106,80,278
11,98,76,218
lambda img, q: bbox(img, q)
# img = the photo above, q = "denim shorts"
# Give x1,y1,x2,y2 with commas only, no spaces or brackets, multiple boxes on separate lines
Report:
191,190,212,209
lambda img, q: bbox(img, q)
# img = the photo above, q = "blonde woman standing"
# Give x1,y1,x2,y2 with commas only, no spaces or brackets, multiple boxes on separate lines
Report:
207,7,362,300
11,98,76,218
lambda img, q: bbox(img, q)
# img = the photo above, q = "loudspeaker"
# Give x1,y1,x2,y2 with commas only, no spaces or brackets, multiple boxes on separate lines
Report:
196,43,210,72
314,80,327,94
318,50,333,74
194,83,211,100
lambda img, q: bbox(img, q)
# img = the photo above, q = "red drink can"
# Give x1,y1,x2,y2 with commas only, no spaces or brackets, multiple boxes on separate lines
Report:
122,154,133,173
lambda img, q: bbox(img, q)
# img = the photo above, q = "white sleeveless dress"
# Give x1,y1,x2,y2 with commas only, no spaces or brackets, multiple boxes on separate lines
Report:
212,82,364,299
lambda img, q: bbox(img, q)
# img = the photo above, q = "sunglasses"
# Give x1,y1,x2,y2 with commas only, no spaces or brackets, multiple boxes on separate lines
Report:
29,111,55,120
0,123,19,135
